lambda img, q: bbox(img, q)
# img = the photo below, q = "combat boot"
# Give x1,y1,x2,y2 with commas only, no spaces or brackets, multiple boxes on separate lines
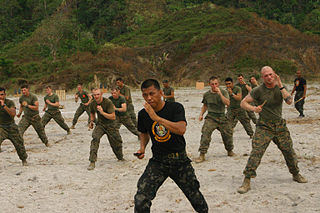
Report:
227,150,236,157
195,153,205,163
67,130,71,135
70,125,75,129
237,177,251,194
87,162,95,170
22,160,28,166
293,174,308,183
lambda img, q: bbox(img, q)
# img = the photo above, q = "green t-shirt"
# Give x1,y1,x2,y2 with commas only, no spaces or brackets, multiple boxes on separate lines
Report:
76,91,89,104
236,83,250,100
229,86,242,109
19,93,39,117
118,85,132,104
44,94,59,112
202,88,229,118
109,96,127,117
0,99,15,126
250,84,284,121
251,83,258,89
90,97,115,126
163,87,175,102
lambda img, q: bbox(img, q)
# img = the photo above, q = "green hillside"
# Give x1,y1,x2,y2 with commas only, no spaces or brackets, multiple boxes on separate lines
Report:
0,0,319,90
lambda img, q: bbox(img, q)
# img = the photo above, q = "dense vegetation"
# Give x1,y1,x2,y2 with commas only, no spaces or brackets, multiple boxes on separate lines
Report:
0,0,319,89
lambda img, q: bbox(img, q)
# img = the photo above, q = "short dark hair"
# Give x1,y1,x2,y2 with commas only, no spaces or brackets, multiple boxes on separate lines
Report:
116,77,123,82
0,87,5,93
77,83,83,86
238,74,244,77
209,76,218,82
21,84,29,89
141,79,160,91
225,77,233,82
162,80,168,83
46,85,52,89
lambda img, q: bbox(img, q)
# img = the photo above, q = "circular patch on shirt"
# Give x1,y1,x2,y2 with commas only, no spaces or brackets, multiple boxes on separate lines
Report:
152,121,171,142
295,80,300,86
83,95,86,98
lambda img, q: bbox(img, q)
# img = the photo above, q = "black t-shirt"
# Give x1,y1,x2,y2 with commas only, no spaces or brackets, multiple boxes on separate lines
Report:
138,102,187,155
294,77,306,91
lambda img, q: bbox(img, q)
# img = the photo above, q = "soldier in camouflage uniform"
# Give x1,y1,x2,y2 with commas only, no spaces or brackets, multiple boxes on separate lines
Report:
238,66,307,194
195,76,235,163
109,87,139,137
134,79,208,213
116,78,137,126
249,75,259,89
236,74,257,124
162,79,175,102
70,83,92,129
291,70,307,117
17,85,49,147
0,87,28,165
225,77,253,138
87,88,124,170
41,86,71,134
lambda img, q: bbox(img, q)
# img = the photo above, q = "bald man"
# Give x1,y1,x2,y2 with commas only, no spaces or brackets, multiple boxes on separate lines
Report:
237,66,307,194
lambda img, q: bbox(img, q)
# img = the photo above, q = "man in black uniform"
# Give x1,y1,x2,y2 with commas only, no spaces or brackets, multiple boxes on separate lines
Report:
291,70,307,117
134,79,208,213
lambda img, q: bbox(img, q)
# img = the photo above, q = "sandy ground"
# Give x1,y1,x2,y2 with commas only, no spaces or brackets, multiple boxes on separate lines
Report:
1,84,320,213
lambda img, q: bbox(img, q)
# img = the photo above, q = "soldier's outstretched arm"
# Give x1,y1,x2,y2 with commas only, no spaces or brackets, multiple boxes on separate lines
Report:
135,133,150,159
240,94,260,112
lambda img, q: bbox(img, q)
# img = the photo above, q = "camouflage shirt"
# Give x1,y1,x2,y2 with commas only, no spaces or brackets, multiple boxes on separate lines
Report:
202,88,229,118
0,99,15,126
19,93,39,117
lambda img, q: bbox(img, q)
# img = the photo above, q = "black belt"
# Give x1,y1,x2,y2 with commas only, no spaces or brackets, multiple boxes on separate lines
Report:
153,151,187,160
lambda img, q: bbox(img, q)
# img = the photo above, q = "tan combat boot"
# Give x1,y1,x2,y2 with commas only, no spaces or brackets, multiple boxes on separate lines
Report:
293,174,308,183
227,150,236,157
22,160,28,166
87,162,95,170
195,153,205,163
70,125,75,129
67,130,71,135
237,177,251,194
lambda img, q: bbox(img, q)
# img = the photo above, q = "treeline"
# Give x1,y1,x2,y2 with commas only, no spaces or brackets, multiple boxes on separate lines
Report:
1,0,319,47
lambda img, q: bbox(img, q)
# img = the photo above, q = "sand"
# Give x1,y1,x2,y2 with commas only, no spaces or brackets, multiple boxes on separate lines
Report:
1,84,319,213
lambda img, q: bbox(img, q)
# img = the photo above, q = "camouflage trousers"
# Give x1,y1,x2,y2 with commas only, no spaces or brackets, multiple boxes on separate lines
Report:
198,115,233,154
243,119,299,178
19,115,48,145
228,108,254,137
127,103,137,127
42,111,70,132
247,110,257,124
115,115,139,136
134,155,208,213
89,124,123,162
294,91,305,116
0,124,28,160
72,104,90,126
